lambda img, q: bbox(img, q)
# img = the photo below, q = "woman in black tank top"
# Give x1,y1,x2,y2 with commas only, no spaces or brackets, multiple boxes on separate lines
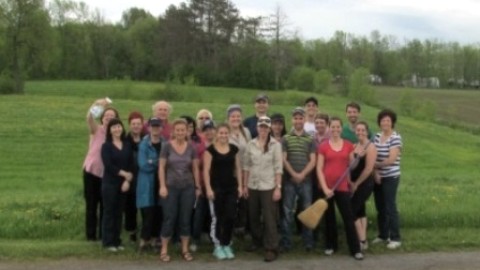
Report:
349,121,377,251
203,124,243,260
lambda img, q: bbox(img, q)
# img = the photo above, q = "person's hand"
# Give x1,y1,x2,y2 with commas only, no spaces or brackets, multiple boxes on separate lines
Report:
195,187,202,198
273,188,281,202
292,172,303,183
243,186,249,199
121,181,130,193
206,188,214,200
124,172,133,182
350,181,358,193
324,187,334,198
374,171,382,184
237,186,243,198
159,186,168,198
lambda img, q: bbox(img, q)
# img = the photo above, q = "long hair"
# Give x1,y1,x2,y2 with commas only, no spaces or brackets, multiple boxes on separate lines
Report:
105,118,126,142
180,115,201,143
100,107,119,124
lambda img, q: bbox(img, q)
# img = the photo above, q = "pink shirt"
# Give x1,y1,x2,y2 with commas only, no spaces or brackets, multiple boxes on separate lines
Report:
82,126,106,178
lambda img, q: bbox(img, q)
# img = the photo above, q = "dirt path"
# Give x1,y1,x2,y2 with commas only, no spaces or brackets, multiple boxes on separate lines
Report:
2,251,480,270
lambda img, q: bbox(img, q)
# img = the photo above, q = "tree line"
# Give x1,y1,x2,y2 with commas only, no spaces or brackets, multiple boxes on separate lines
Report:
1,0,480,94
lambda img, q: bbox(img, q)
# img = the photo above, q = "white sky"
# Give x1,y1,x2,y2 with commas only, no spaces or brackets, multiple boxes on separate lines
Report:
77,0,480,44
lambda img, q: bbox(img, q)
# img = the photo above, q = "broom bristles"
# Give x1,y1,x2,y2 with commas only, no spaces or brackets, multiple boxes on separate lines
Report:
297,199,328,230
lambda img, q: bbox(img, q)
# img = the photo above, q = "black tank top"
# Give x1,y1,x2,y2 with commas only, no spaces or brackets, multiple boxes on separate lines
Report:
351,143,373,183
207,143,239,191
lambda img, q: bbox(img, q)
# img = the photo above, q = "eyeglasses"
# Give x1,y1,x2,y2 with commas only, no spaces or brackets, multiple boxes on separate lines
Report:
258,118,271,124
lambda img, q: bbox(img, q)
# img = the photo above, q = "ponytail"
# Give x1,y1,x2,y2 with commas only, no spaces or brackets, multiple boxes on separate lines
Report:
264,135,271,153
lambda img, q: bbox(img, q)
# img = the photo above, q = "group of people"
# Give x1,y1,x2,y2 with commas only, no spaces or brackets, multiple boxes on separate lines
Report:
82,94,403,263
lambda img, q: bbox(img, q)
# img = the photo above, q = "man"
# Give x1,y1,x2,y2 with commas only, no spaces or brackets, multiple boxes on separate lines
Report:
280,107,316,252
151,101,172,140
243,94,269,139
341,102,372,143
303,97,319,136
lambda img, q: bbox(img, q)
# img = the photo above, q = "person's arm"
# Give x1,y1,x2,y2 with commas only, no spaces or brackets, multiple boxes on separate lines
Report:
158,144,169,198
376,136,402,168
86,99,108,135
352,145,377,191
242,143,251,198
272,143,283,201
193,158,202,197
101,143,128,178
298,151,316,182
316,152,332,198
203,151,214,200
235,152,243,198
137,141,154,172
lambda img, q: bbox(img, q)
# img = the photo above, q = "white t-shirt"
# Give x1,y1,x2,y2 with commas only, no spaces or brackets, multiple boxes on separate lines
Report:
304,122,316,137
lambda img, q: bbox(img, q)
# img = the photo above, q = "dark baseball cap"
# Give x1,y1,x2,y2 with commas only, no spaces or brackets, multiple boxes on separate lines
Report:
270,113,285,123
304,96,318,106
255,93,269,103
202,119,216,131
148,117,162,127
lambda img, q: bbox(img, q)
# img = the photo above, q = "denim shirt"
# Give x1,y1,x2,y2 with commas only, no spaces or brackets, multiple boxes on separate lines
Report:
243,137,283,190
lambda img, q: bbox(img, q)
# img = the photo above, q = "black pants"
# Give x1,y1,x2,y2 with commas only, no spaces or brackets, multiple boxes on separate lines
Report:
351,178,374,219
83,170,103,240
209,189,237,246
102,182,125,247
124,180,137,232
325,191,360,255
140,206,162,241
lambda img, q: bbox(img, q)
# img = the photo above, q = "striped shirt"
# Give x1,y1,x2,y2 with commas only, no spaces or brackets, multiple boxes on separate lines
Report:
282,131,316,181
374,132,402,178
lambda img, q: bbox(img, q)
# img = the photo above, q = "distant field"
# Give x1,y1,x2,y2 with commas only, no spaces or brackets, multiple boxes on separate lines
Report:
373,86,480,129
0,80,479,258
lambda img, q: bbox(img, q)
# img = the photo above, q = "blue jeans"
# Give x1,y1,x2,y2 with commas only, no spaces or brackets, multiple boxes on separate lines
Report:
374,176,401,241
280,179,314,249
161,185,195,238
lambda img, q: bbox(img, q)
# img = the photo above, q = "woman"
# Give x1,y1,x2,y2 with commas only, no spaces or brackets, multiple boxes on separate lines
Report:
204,124,243,260
196,109,213,135
350,121,377,251
243,116,282,262
181,116,208,252
226,104,251,236
316,117,363,260
137,117,164,252
101,118,134,252
158,119,201,262
82,98,119,241
372,109,402,250
124,111,145,242
270,113,286,142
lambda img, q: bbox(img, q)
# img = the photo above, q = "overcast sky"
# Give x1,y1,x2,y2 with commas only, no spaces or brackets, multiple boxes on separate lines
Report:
78,0,480,44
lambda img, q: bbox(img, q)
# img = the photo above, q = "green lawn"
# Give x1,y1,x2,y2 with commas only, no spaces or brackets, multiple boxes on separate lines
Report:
0,80,479,259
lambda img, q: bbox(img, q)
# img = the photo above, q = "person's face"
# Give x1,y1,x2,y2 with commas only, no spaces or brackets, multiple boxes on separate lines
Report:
355,124,368,142
292,114,305,131
346,106,359,124
173,123,187,140
315,118,328,134
216,127,230,144
197,113,211,127
228,111,242,128
204,128,216,141
380,116,393,132
102,109,116,125
110,124,123,138
129,118,143,135
254,100,269,114
305,102,318,117
329,120,342,138
154,104,170,120
271,121,284,136
187,123,194,137
257,124,270,137
149,125,162,137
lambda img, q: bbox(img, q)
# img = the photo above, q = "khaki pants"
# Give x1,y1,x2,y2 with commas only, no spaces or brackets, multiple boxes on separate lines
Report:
248,189,279,251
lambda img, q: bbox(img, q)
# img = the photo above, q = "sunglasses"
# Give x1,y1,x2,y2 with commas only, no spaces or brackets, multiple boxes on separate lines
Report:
258,118,271,124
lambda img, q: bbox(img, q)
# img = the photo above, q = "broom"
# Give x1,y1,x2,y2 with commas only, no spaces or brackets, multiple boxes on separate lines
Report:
297,159,358,230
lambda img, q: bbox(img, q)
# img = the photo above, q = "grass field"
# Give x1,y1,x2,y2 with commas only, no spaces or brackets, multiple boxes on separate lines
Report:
0,80,479,259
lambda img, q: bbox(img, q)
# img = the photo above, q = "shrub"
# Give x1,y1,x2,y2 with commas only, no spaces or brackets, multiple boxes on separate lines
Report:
0,70,16,95
348,67,377,106
398,89,417,116
288,66,316,92
314,69,332,93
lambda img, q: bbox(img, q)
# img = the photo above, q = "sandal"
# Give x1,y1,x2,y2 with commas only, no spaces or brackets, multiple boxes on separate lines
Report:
182,251,194,262
160,252,171,262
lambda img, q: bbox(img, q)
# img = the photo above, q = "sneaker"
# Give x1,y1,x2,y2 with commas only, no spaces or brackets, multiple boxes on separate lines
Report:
354,252,364,260
264,250,278,262
223,246,235,259
106,246,118,252
371,237,388,244
213,246,227,260
387,241,401,249
360,241,369,251
189,243,198,252
324,249,334,256
116,245,125,251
